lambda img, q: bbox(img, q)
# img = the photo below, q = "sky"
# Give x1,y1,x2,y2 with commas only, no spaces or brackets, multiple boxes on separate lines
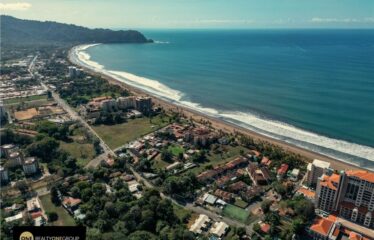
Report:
0,0,373,29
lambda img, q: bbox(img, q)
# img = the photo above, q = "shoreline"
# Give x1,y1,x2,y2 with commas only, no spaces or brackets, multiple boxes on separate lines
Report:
67,45,371,172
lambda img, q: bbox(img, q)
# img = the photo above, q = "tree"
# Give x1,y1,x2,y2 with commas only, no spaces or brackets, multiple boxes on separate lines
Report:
50,186,61,206
236,227,246,238
252,223,261,233
261,200,272,214
47,212,58,222
26,136,60,162
161,149,173,163
15,180,28,194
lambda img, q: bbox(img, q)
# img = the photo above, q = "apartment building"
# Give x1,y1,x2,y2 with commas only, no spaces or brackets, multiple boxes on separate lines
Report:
315,170,374,229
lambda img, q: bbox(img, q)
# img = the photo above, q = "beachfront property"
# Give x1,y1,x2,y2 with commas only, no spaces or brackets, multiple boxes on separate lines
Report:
315,170,374,229
79,95,152,119
307,159,332,187
68,66,83,78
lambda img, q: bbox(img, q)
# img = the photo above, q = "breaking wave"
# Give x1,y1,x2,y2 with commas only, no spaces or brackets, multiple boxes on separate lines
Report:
70,44,374,170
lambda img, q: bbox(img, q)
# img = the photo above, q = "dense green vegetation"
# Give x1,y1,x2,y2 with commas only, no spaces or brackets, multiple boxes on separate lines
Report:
1,15,152,47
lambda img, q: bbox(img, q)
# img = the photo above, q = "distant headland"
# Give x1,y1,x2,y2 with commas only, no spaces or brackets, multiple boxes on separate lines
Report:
0,15,153,46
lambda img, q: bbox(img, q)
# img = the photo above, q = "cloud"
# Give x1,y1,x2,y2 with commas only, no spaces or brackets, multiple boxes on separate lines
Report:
310,17,374,23
0,2,31,11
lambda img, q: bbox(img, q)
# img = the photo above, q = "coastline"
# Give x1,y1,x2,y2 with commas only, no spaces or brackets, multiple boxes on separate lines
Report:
67,45,372,172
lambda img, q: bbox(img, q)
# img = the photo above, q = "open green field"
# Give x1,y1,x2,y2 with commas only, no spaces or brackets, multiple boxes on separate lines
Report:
39,194,76,226
222,204,250,224
4,95,48,105
93,115,171,149
168,144,184,156
60,141,96,167
189,145,248,174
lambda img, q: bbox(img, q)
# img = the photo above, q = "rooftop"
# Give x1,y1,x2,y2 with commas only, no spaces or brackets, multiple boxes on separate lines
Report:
312,159,331,169
309,215,336,237
346,170,374,183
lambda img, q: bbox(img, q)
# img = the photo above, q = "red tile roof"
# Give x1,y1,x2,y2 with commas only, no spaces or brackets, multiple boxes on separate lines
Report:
297,188,316,199
320,173,340,190
260,222,271,233
62,197,81,207
277,164,289,175
346,170,374,183
310,215,336,237
31,211,43,219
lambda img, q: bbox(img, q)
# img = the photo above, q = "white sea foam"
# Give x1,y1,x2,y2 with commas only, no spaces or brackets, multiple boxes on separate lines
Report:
71,44,374,169
154,40,170,44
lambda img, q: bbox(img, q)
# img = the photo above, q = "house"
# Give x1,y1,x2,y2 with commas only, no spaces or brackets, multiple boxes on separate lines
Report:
248,163,271,185
62,197,81,214
228,181,248,193
296,187,316,202
277,164,289,179
214,189,233,202
26,197,42,213
240,186,262,202
197,169,219,183
5,212,24,223
261,157,272,167
259,221,271,234
290,168,300,181
202,193,218,205
189,214,211,234
209,221,229,238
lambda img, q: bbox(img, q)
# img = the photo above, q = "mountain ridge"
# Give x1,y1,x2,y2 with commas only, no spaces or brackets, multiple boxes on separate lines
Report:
0,15,153,46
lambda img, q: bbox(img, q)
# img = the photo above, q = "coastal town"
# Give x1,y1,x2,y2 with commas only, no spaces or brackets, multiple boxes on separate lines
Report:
1,45,373,240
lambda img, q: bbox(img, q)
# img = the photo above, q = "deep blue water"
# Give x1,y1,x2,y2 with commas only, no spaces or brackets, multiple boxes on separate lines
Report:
80,29,374,168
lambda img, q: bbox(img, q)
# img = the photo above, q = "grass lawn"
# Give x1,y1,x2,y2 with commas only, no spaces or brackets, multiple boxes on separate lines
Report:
222,204,250,224
168,144,184,156
93,115,171,149
39,194,75,226
189,145,248,175
60,141,96,167
173,204,192,222
4,95,48,105
153,154,170,169
234,198,249,209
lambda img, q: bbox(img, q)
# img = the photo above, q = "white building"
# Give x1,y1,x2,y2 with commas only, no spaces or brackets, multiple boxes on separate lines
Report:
22,157,39,175
209,221,229,238
5,212,24,223
189,214,211,234
8,151,23,167
307,159,331,187
117,96,135,110
1,144,17,158
290,168,300,181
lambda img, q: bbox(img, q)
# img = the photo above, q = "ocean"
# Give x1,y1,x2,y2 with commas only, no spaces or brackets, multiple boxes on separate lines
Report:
72,29,374,169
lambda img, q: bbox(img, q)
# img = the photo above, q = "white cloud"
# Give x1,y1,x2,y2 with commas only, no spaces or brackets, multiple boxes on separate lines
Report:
310,17,374,23
0,2,31,11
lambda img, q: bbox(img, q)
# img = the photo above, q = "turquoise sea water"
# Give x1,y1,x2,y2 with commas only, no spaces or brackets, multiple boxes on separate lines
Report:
76,30,374,169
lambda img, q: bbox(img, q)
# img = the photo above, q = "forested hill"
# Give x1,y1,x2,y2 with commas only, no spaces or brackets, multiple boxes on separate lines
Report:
0,15,153,46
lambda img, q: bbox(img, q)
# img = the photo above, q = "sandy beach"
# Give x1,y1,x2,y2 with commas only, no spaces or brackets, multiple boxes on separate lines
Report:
67,46,370,172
